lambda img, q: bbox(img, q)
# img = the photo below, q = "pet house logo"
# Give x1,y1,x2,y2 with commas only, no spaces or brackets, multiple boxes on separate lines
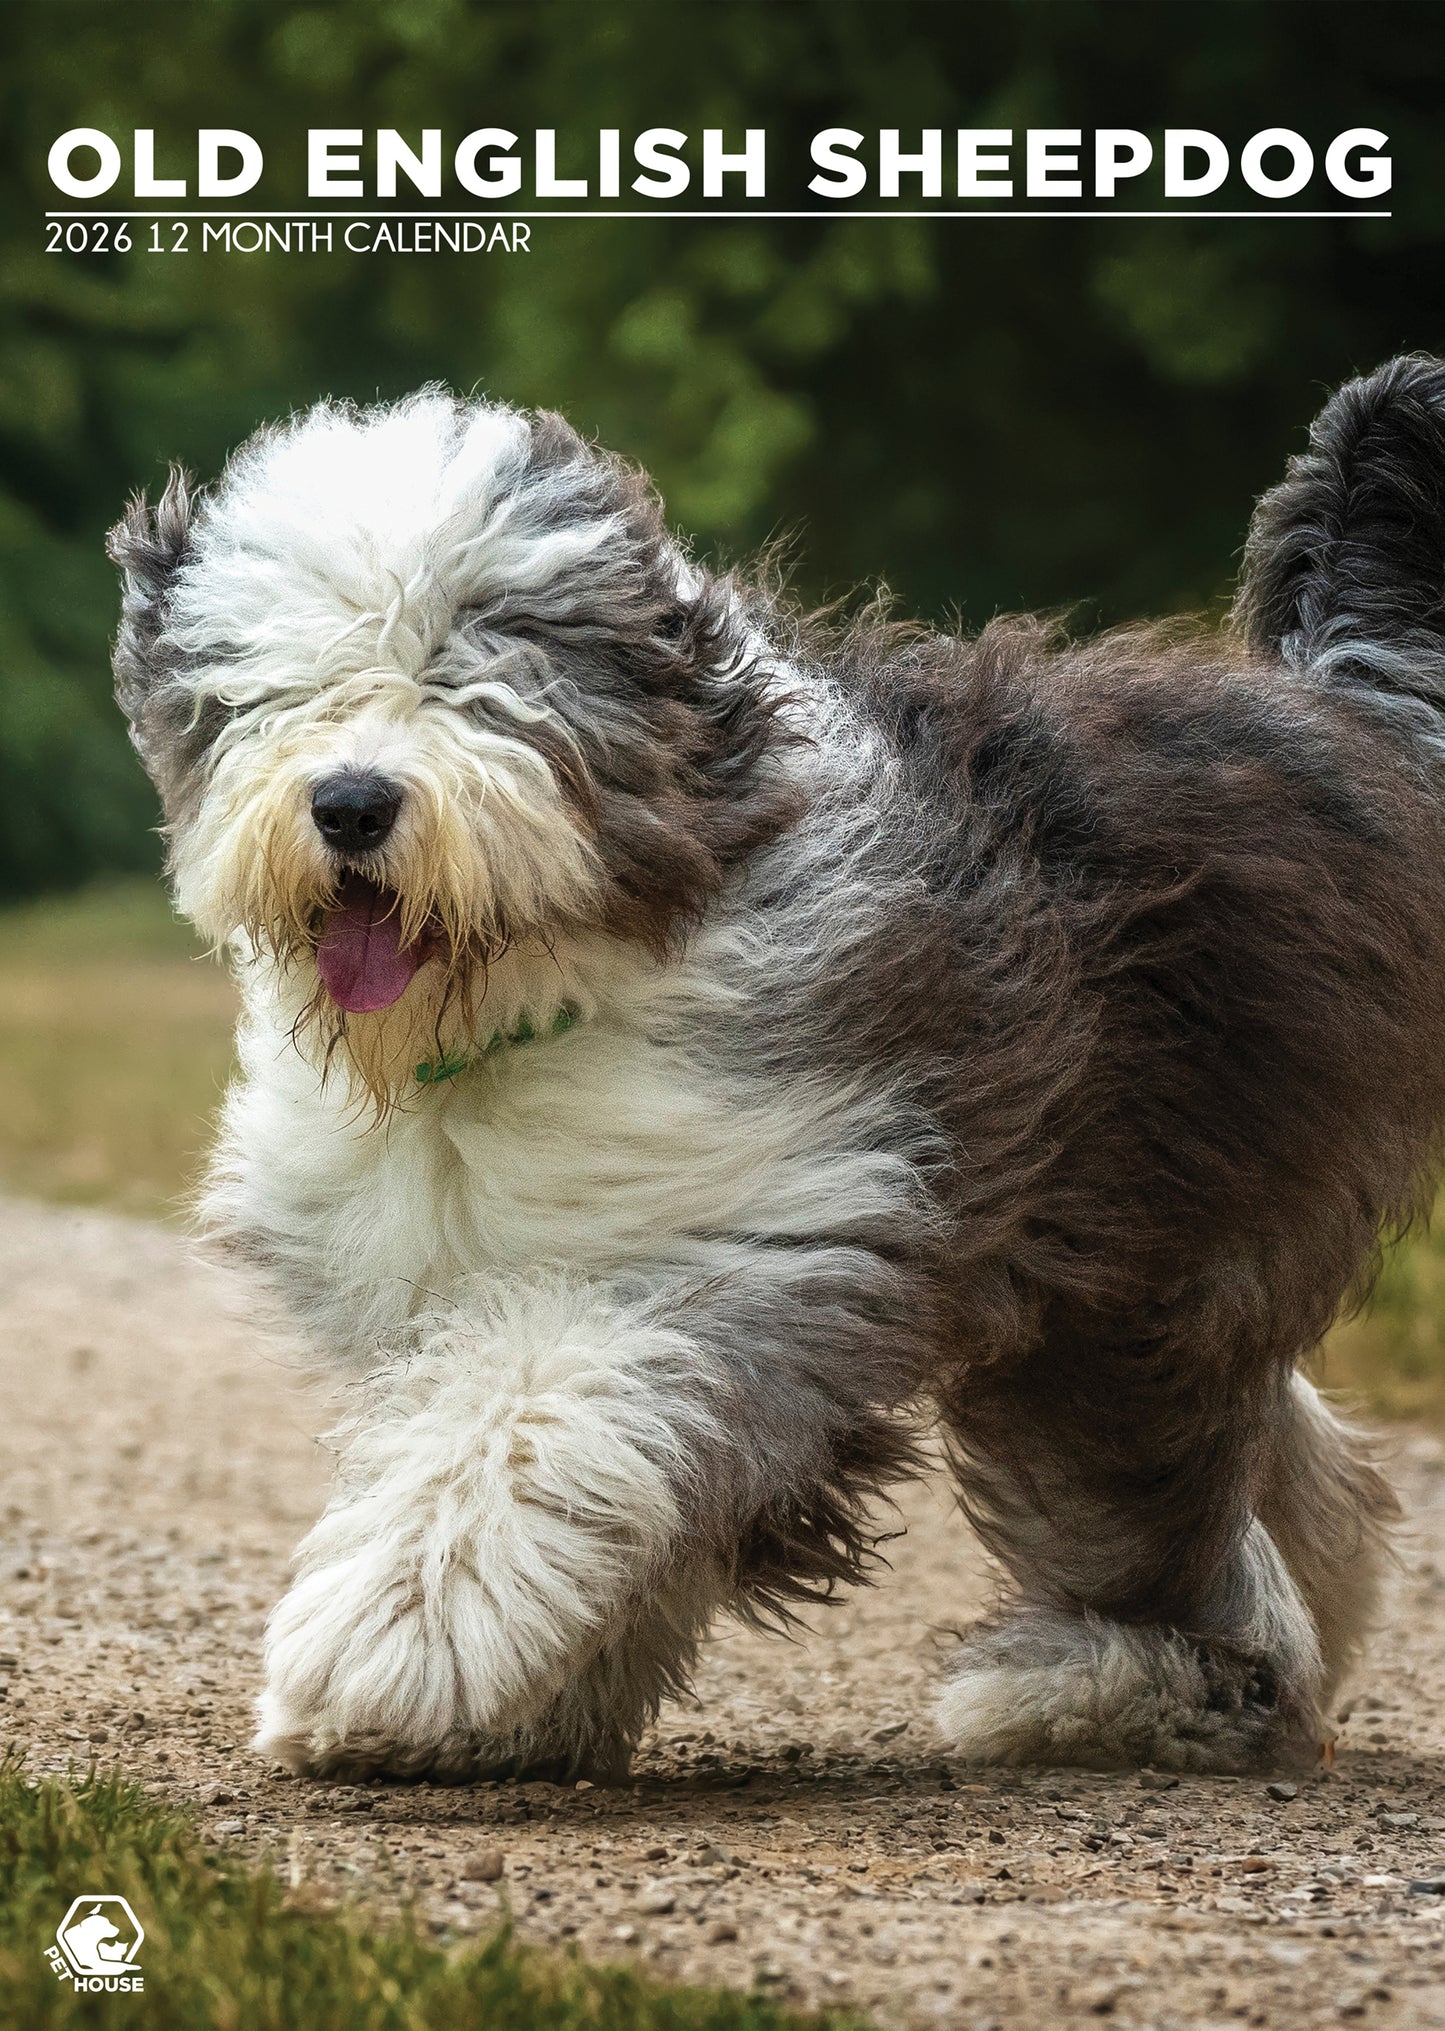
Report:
45,1895,145,1993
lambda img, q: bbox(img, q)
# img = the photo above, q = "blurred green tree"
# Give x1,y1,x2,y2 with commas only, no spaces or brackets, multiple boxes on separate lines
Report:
2,0,1443,895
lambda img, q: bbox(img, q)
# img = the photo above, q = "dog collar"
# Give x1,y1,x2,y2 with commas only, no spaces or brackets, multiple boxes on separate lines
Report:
414,1005,578,1085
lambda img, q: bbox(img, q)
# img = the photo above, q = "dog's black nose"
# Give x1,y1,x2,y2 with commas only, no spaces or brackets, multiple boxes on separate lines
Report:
310,772,402,856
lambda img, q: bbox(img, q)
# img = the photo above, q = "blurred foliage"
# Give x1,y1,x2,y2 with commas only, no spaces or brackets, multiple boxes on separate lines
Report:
2,0,1445,895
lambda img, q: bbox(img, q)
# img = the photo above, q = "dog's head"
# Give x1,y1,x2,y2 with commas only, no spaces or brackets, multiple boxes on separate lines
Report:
109,392,797,1106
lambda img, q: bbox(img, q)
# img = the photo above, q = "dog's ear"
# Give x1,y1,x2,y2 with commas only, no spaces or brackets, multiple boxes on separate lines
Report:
1234,354,1445,679
107,464,219,821
107,463,196,722
503,413,803,939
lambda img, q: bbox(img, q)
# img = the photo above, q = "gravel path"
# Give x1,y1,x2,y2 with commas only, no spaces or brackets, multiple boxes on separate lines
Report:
3,1196,1445,2028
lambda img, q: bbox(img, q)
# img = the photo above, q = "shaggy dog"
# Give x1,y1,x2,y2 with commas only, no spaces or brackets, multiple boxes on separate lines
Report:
108,355,1445,1782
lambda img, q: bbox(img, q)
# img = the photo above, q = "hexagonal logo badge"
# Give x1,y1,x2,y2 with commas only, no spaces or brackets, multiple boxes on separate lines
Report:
46,1895,145,1993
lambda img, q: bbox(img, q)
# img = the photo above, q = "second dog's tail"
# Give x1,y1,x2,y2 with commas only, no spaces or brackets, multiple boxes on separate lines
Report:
1235,353,1445,707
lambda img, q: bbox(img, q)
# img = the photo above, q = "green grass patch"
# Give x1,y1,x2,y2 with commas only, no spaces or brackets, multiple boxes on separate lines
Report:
0,1758,863,2031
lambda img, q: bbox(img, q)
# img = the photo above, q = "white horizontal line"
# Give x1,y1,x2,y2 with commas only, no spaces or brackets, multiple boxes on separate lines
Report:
44,208,1392,221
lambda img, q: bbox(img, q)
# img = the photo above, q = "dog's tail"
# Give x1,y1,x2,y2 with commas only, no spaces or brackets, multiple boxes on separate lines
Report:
1235,353,1445,710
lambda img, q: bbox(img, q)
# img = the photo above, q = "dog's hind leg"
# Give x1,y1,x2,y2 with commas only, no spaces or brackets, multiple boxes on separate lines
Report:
935,1331,1380,1773
1255,1371,1398,1713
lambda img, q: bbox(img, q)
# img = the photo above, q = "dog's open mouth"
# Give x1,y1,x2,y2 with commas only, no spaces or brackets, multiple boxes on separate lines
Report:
316,874,435,1014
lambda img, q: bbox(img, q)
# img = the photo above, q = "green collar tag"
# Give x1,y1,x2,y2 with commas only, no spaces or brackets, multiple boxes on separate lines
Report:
415,1005,578,1085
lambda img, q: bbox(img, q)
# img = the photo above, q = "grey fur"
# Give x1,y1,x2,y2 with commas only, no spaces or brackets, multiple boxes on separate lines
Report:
108,362,1445,1777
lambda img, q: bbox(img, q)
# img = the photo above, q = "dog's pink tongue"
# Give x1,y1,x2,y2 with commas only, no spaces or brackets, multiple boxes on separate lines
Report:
316,881,422,1013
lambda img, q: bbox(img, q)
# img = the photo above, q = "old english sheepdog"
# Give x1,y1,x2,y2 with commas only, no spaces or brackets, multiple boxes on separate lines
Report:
109,356,1445,1782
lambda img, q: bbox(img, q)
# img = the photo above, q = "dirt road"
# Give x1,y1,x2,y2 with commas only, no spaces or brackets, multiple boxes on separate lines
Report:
3,1196,1445,2028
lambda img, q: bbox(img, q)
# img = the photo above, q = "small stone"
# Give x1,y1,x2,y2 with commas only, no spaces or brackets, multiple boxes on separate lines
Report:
637,1885,676,1915
872,1721,909,1741
1239,1856,1273,1873
200,1782,234,1806
574,1779,594,1792
613,1924,638,1944
1380,1811,1417,1829
1266,1783,1298,1802
754,1959,785,1984
708,1918,739,1943
214,1818,245,1836
645,1844,670,1862
1137,1770,1179,1791
1408,1876,1445,1895
696,1842,730,1865
461,1849,505,1883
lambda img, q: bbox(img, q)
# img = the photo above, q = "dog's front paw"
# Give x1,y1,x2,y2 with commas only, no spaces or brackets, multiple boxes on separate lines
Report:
253,1692,480,1780
252,1552,501,1780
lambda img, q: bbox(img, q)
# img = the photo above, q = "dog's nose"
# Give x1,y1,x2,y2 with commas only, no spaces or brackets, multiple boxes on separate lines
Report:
310,772,402,856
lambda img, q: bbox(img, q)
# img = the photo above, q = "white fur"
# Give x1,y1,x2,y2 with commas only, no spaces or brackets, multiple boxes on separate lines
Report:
176,675,598,954
936,1519,1326,1775
233,944,924,1770
255,1275,718,1774
156,392,1388,1784
1259,1372,1398,1701
164,392,624,954
166,395,619,701
147,392,938,1776
932,1611,1283,1774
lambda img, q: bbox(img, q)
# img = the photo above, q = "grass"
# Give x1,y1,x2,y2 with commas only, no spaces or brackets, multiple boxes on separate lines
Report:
0,879,235,1217
0,1760,860,2031
0,876,1441,1420
1319,1221,1445,1423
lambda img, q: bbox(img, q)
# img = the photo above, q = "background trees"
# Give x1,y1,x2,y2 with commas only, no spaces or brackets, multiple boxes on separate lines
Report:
4,0,1442,896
